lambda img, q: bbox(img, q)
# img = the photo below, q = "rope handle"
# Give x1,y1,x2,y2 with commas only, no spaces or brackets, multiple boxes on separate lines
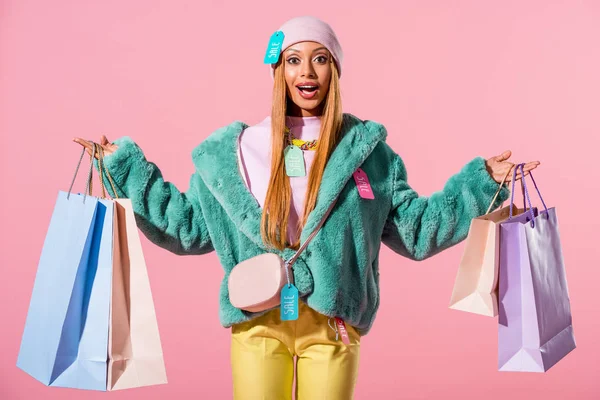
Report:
67,142,97,203
485,163,529,215
485,164,513,214
515,164,549,228
95,144,107,199
96,145,119,199
67,140,120,201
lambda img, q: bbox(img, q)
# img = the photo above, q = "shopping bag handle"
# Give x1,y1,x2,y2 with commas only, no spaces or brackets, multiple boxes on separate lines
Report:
509,163,549,227
485,163,528,215
526,168,548,215
485,165,513,214
67,142,97,202
508,163,531,221
97,145,119,199
96,145,108,199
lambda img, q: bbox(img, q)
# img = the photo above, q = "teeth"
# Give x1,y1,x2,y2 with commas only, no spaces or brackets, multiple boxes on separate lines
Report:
298,86,317,89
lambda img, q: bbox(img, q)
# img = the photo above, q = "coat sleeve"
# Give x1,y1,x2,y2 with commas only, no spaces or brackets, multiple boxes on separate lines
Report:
381,154,509,261
96,136,214,255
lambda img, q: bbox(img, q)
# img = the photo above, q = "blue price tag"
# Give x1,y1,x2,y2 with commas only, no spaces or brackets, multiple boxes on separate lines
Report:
264,31,285,64
280,284,299,321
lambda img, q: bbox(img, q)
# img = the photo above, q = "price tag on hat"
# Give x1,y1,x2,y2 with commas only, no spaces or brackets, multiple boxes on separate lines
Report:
264,31,285,64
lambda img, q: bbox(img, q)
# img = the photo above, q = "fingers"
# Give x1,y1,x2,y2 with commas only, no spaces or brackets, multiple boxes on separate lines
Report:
73,137,110,148
507,172,525,181
522,161,540,171
504,159,541,179
518,161,541,180
73,137,104,159
72,137,93,150
515,161,540,176
495,150,512,162
72,138,95,158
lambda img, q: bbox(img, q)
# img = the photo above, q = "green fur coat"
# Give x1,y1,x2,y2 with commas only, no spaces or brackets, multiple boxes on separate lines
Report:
99,113,509,335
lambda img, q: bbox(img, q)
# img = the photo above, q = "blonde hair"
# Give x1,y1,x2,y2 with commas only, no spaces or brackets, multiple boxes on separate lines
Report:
260,58,343,251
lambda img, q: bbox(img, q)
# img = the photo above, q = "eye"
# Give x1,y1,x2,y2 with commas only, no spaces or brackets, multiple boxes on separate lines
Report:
314,55,329,64
286,57,300,65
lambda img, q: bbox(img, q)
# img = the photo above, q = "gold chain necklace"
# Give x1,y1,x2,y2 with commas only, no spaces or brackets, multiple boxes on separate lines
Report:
285,121,318,151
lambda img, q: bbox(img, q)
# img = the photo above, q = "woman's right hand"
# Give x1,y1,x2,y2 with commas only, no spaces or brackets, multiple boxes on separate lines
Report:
73,135,118,158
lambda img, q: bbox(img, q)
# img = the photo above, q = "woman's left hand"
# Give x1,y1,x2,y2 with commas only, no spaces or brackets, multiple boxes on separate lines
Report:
485,150,540,183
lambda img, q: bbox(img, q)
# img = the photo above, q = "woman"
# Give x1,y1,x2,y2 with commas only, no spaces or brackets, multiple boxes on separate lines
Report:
75,15,539,400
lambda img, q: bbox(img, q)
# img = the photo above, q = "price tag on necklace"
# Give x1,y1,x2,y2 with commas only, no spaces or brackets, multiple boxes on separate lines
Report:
284,145,306,177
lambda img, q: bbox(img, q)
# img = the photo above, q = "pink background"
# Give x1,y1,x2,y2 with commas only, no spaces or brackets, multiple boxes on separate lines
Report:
1,1,599,399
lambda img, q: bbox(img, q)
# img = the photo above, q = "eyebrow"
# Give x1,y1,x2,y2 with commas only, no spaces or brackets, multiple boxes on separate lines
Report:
286,47,329,54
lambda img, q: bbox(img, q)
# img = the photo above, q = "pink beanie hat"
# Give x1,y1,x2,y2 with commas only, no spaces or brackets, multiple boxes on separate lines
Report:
270,16,344,78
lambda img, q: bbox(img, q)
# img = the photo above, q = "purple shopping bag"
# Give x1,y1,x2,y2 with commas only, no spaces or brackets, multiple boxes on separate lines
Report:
498,164,575,372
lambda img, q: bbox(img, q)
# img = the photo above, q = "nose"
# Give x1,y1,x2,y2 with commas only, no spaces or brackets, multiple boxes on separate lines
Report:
300,61,316,78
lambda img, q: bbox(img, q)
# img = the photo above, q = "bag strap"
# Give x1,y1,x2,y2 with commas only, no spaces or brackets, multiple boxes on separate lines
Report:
286,197,339,267
485,165,513,214
483,163,529,215
97,145,119,199
67,142,97,202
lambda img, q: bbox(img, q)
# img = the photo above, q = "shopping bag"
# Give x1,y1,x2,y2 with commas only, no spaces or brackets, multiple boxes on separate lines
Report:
498,164,576,372
88,145,168,390
17,146,115,390
107,198,168,390
449,168,527,316
18,142,168,390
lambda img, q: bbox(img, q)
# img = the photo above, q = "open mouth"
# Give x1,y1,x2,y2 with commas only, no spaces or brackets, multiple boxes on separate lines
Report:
297,85,319,93
296,83,319,99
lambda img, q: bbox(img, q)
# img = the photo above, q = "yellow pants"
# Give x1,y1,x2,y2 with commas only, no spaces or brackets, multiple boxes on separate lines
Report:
230,301,361,400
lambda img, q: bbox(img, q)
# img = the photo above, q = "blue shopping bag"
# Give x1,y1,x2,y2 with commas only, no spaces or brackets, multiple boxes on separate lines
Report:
17,146,115,390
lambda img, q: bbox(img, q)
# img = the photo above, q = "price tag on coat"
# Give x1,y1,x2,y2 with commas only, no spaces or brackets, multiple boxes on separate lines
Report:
353,168,374,199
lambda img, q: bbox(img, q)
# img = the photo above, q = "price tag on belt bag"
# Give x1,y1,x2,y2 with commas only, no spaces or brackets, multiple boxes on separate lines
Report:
264,31,285,64
281,284,299,321
284,145,306,177
353,168,374,199
335,317,351,344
